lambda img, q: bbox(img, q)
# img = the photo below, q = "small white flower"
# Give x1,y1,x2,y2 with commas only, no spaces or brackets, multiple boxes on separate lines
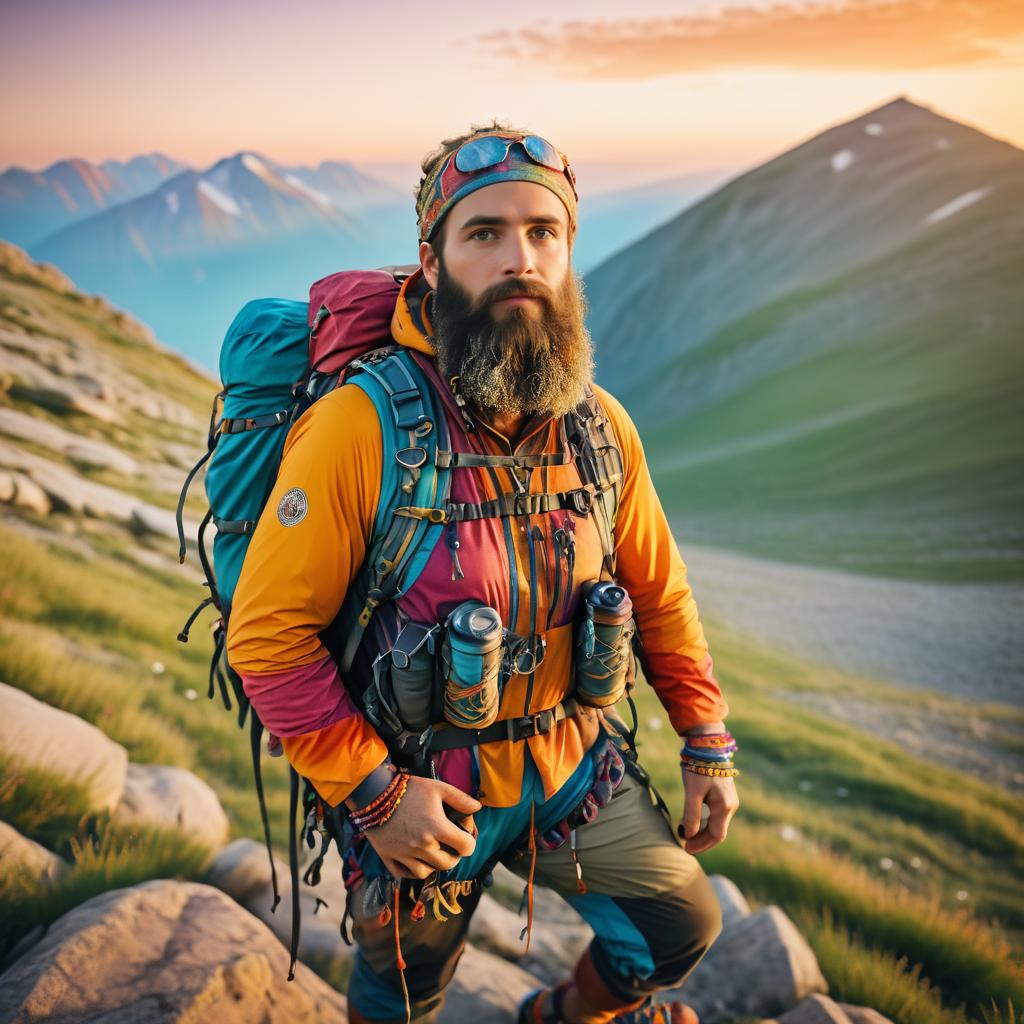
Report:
879,857,894,870
909,856,922,869
648,717,663,731
956,890,969,901
184,688,198,701
151,661,165,675
780,825,799,842
798,780,813,792
835,786,849,798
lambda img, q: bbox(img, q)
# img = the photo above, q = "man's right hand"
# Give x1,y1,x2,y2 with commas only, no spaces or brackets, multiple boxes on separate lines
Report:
358,776,481,879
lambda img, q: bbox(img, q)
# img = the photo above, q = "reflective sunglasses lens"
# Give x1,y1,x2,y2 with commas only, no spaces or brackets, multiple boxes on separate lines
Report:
523,135,565,171
454,136,512,173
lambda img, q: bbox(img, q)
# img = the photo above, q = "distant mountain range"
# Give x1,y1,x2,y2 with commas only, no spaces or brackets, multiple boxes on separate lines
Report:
23,152,415,365
0,153,187,247
2,148,727,364
586,96,1024,581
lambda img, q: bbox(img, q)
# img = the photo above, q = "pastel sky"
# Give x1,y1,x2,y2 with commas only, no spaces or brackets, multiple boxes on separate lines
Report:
2,0,1023,192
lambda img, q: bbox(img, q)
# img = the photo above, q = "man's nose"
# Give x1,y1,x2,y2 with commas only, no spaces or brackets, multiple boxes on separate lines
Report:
501,232,535,277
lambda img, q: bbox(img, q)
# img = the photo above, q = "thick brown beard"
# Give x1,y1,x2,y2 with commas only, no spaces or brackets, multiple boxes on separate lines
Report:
428,259,594,420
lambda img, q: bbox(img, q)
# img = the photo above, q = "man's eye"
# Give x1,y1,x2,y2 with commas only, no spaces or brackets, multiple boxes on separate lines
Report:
472,229,495,240
534,227,555,239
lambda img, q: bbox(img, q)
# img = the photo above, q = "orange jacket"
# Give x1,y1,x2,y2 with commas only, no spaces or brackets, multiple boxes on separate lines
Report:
227,271,728,808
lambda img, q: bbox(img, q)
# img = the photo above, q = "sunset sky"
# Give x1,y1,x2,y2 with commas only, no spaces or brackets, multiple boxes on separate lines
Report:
3,0,1023,193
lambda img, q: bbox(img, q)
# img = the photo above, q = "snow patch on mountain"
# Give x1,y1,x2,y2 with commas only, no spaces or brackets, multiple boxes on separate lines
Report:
831,149,856,173
196,179,240,217
163,192,179,216
864,122,884,136
924,186,992,225
284,173,334,207
241,154,268,175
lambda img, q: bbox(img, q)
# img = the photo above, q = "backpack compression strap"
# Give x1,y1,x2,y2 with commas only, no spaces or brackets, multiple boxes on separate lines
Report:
335,349,452,673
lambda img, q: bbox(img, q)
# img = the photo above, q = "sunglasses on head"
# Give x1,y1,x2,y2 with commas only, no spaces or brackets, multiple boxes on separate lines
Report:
453,134,577,195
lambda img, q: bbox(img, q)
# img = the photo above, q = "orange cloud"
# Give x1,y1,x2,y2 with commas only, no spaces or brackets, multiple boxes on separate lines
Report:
476,0,1024,78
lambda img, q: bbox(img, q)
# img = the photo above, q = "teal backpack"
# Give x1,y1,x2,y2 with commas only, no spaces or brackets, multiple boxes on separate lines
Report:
175,266,456,977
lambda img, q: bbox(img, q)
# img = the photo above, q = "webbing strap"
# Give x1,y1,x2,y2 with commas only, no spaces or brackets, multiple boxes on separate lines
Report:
213,517,256,536
434,450,571,470
219,409,289,434
395,486,600,524
429,697,579,750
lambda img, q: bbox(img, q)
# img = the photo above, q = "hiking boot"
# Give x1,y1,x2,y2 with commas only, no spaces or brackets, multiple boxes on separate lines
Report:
516,987,698,1024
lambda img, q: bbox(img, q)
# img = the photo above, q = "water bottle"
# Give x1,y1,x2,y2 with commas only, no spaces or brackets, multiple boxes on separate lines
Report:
441,600,504,729
574,581,636,708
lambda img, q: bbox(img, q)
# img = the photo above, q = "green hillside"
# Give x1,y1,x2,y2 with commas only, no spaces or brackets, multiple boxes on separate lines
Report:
586,98,1024,581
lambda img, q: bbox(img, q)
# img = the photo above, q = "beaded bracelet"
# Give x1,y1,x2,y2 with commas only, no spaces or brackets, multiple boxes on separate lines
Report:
350,771,410,832
351,777,408,832
350,770,405,822
681,761,740,779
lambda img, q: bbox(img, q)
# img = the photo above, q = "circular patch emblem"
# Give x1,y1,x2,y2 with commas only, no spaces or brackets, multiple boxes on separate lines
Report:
277,487,308,527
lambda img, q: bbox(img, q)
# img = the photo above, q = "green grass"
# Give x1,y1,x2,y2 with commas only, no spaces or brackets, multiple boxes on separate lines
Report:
1,820,212,963
0,755,96,853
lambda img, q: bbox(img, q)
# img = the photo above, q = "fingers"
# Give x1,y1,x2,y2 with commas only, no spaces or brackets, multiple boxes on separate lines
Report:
682,780,741,853
436,818,478,858
415,842,461,873
681,779,706,839
436,780,483,816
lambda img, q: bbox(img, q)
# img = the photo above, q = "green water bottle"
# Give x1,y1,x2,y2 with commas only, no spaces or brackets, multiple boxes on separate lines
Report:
574,581,635,708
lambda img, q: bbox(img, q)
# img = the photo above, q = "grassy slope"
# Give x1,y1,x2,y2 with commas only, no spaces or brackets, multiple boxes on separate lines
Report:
638,230,1024,581
1,517,1021,1019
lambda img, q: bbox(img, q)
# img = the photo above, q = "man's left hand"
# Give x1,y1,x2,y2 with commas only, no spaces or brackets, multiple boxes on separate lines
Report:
678,772,740,854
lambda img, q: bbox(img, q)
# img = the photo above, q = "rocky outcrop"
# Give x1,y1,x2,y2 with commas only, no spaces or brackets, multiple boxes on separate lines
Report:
658,905,829,1023
0,440,198,540
112,764,230,850
0,821,69,883
441,943,541,1023
0,470,50,515
208,837,354,978
0,879,348,1022
0,682,128,813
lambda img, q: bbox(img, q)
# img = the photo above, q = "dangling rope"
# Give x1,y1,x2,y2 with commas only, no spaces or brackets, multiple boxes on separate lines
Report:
393,880,411,1024
519,800,538,954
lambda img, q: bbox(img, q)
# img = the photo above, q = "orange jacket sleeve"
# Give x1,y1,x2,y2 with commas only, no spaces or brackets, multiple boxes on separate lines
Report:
226,383,390,805
593,384,730,734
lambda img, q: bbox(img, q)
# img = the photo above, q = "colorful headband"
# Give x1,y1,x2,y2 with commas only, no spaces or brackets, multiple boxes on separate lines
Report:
417,132,579,244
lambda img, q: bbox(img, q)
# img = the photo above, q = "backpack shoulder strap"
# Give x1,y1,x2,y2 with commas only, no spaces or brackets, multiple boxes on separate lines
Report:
565,387,624,578
333,348,452,671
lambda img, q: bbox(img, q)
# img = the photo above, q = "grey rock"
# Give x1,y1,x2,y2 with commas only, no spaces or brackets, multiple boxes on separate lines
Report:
0,879,348,1022
441,942,541,1023
0,820,69,883
1,471,50,515
0,682,128,813
208,837,354,976
657,905,828,1023
0,406,137,475
112,763,230,849
469,891,591,985
710,873,751,929
18,383,119,423
0,440,199,538
839,1004,895,1024
778,995,854,1023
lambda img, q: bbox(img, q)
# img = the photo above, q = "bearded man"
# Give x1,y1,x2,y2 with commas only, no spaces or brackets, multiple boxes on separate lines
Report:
228,122,741,1024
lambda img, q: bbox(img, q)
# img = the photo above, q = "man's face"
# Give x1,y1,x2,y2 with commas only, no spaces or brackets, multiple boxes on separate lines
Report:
419,181,593,420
